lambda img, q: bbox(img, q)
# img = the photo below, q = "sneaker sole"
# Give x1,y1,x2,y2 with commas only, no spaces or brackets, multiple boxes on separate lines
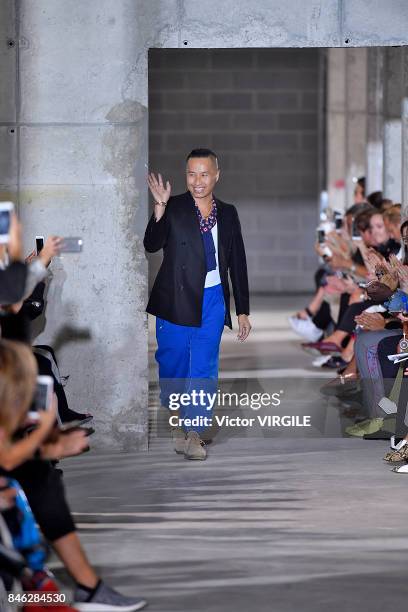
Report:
184,454,207,460
75,600,147,612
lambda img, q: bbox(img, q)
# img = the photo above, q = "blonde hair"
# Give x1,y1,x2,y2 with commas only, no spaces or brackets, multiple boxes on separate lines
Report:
0,340,37,436
383,204,401,226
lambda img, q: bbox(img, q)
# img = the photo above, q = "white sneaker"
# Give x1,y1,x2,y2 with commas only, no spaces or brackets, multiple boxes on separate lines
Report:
392,464,408,474
378,397,397,415
288,316,322,342
312,354,331,367
390,436,407,450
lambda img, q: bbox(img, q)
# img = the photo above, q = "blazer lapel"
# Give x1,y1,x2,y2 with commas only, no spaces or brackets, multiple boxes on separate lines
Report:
182,191,205,263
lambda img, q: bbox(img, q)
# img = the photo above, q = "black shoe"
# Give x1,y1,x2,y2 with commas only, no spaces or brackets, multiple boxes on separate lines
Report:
363,429,392,440
322,356,349,370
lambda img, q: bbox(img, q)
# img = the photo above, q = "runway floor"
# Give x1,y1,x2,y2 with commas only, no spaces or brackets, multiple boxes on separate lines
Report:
57,296,408,611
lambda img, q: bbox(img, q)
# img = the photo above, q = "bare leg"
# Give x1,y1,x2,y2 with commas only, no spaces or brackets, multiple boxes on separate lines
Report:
297,286,326,319
307,286,326,316
322,329,348,346
340,354,357,375
52,532,98,589
341,337,355,363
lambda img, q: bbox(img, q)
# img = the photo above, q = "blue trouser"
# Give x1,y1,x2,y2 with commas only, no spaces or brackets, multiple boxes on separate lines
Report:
155,283,225,432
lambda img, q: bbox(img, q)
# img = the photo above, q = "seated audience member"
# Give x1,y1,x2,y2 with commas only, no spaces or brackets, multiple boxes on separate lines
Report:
320,221,408,438
0,339,147,611
369,209,400,258
304,208,401,354
383,204,403,255
289,204,373,344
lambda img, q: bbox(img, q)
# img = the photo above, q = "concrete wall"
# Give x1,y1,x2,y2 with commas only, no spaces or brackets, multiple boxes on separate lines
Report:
1,0,408,447
327,48,368,212
149,49,319,292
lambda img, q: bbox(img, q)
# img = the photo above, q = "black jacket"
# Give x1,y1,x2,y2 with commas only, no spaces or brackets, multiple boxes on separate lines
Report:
0,262,27,304
144,191,249,328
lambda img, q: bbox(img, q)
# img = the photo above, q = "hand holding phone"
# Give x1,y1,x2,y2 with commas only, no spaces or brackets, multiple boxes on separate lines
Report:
28,375,54,420
36,236,44,255
39,236,63,267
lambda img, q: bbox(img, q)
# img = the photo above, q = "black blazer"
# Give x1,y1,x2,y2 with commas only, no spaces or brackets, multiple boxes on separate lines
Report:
144,191,249,329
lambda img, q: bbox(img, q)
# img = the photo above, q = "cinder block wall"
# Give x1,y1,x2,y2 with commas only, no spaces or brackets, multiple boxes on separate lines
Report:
148,48,319,292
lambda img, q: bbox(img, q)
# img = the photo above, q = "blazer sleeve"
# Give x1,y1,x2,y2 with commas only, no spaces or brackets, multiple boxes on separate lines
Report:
229,206,250,316
143,201,171,253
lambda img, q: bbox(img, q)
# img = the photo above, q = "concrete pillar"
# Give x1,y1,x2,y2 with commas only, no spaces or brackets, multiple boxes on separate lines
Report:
0,1,17,203
402,47,408,217
383,48,403,202
327,49,347,211
366,48,384,195
345,48,368,207
327,48,367,211
16,1,156,449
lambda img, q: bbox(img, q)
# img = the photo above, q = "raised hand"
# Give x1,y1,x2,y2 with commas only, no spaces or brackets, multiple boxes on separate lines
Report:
39,236,63,267
363,248,386,275
388,255,408,291
147,172,171,205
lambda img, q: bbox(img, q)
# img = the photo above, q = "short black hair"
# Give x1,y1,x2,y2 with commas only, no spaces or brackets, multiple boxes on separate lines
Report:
367,190,383,209
186,148,219,167
345,202,373,217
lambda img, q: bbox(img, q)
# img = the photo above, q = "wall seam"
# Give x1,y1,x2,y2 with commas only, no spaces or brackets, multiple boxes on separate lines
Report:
338,0,345,46
15,0,21,210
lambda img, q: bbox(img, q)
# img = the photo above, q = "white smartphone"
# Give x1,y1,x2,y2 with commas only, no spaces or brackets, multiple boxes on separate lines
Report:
36,235,44,255
0,202,14,244
60,237,83,253
28,375,54,420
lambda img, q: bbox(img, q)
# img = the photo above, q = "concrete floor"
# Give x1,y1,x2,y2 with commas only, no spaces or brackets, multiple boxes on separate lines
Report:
58,296,408,611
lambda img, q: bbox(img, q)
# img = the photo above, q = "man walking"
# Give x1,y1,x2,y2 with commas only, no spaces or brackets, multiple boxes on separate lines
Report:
144,149,251,460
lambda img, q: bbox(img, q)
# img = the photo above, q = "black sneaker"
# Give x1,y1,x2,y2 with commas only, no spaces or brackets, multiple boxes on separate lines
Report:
74,581,147,611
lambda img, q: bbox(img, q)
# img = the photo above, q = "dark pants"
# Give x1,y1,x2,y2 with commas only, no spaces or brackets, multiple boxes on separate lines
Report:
1,461,75,542
34,346,79,423
337,300,382,335
355,329,402,418
378,334,408,438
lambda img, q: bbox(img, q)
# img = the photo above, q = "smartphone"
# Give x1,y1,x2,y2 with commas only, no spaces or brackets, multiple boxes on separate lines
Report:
0,202,14,244
351,218,362,241
317,229,325,244
36,235,44,255
28,375,54,420
60,237,83,253
59,416,93,431
335,216,343,231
